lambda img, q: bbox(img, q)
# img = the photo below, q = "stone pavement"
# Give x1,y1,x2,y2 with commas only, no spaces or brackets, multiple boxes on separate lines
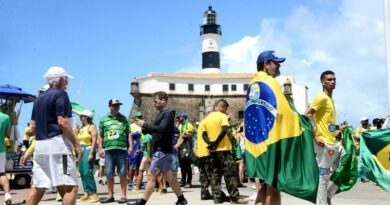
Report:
1,172,389,205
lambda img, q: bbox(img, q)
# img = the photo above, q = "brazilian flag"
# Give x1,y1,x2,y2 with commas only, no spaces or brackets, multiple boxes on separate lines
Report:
328,127,358,196
244,71,319,203
71,102,85,115
360,129,390,191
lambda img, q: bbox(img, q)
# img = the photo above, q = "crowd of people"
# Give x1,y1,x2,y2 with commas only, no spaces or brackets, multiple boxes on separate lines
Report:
0,50,389,205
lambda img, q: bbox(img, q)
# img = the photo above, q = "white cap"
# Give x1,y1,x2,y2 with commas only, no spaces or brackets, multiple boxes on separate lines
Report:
360,116,369,121
43,66,73,80
80,110,93,118
38,84,50,92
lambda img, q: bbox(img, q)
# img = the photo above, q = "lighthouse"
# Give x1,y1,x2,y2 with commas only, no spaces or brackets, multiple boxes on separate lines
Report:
200,6,222,73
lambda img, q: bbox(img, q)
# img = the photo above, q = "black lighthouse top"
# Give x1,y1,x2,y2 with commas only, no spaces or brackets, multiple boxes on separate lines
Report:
200,6,222,35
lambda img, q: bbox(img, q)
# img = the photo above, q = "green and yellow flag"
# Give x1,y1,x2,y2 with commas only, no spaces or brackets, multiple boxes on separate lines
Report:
360,129,390,191
328,127,358,196
244,71,319,203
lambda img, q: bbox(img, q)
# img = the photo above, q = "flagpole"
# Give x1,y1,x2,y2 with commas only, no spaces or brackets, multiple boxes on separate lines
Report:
385,0,390,114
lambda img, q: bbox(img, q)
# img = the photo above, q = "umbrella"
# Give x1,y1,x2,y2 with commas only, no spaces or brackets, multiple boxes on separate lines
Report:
0,84,36,103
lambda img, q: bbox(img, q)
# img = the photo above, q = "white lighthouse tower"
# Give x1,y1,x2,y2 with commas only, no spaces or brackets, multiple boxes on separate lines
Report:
200,6,222,73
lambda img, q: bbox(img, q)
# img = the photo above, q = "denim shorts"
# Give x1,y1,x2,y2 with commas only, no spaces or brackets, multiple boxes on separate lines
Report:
105,150,127,179
149,151,173,173
171,152,178,173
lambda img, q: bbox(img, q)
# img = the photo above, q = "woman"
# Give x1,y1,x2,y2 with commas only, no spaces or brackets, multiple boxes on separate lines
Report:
77,110,99,202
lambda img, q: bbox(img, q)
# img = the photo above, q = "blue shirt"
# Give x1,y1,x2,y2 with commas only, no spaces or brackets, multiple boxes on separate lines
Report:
31,87,72,141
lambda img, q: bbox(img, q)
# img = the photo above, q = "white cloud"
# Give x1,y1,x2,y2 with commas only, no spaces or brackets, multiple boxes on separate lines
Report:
219,0,387,127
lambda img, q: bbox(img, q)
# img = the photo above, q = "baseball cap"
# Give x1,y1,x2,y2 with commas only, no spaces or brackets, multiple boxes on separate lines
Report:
134,111,142,117
38,84,50,93
176,112,188,118
360,116,369,121
256,50,286,64
108,98,123,106
43,66,73,80
80,110,93,118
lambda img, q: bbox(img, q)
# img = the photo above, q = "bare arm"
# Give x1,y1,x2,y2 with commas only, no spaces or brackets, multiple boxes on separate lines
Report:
304,107,324,147
98,131,105,158
89,124,98,161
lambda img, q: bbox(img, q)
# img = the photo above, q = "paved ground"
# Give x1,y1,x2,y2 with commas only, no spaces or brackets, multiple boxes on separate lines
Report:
1,172,389,205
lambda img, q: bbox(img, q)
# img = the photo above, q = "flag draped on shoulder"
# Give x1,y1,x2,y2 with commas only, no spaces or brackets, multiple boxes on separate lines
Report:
360,129,390,191
244,71,319,203
328,127,358,197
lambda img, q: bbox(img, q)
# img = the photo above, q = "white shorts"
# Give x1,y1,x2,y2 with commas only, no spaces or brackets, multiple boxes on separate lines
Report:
0,152,5,173
139,157,150,171
99,158,105,167
32,135,78,188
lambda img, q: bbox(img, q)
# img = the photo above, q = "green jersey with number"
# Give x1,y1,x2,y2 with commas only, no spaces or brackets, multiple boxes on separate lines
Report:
0,112,10,153
99,113,129,151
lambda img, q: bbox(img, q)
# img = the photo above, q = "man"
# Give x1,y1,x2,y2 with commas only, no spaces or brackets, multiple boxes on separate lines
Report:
305,70,345,205
202,99,248,204
354,116,371,182
0,110,11,205
127,111,144,190
177,112,194,188
247,50,286,205
135,91,187,205
26,66,83,205
98,98,131,204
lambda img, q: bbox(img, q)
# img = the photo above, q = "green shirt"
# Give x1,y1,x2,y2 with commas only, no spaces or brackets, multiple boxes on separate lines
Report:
99,113,129,151
0,112,10,153
141,134,153,157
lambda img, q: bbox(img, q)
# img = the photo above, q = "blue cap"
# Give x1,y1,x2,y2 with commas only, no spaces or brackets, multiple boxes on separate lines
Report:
176,112,188,118
256,50,286,64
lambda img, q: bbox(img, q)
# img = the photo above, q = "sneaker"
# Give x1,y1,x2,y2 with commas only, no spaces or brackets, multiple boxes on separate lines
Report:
118,197,127,204
79,194,90,201
175,198,188,205
100,197,115,203
160,188,168,194
140,184,145,189
133,179,138,185
249,193,257,201
128,184,134,190
89,194,100,203
184,183,192,188
155,188,161,192
4,193,12,205
179,182,185,187
230,198,249,204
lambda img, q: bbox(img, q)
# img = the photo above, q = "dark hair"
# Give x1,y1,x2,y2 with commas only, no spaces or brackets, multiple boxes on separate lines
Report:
320,70,335,81
215,99,229,108
257,63,264,72
153,91,168,102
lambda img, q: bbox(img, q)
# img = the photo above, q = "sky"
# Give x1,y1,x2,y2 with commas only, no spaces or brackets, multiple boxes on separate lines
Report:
0,0,388,133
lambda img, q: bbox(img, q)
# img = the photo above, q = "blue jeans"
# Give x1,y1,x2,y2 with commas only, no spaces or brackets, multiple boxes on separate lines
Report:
105,150,127,179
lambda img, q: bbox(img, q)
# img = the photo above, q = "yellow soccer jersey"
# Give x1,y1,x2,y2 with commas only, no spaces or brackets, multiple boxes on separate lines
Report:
196,121,209,157
310,92,337,145
202,111,231,152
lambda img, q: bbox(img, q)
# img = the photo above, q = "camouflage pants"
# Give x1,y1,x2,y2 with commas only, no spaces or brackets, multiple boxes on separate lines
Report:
198,156,212,198
210,151,239,203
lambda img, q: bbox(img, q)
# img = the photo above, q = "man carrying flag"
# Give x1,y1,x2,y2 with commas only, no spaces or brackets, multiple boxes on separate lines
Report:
245,50,319,205
244,51,318,205
305,70,345,205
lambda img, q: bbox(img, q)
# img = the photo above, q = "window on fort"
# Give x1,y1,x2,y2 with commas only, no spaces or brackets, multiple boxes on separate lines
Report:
188,84,194,91
223,84,229,92
238,111,244,119
231,84,237,91
243,84,249,91
169,83,175,91
205,85,210,91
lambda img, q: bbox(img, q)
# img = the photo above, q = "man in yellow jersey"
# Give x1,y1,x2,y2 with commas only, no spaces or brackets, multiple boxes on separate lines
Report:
202,99,248,204
177,112,194,188
305,70,345,205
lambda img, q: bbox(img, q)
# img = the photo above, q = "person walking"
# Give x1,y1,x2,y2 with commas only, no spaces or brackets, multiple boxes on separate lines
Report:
177,112,194,188
135,91,188,205
0,110,12,205
77,110,99,203
305,70,345,205
25,66,83,205
98,98,131,204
